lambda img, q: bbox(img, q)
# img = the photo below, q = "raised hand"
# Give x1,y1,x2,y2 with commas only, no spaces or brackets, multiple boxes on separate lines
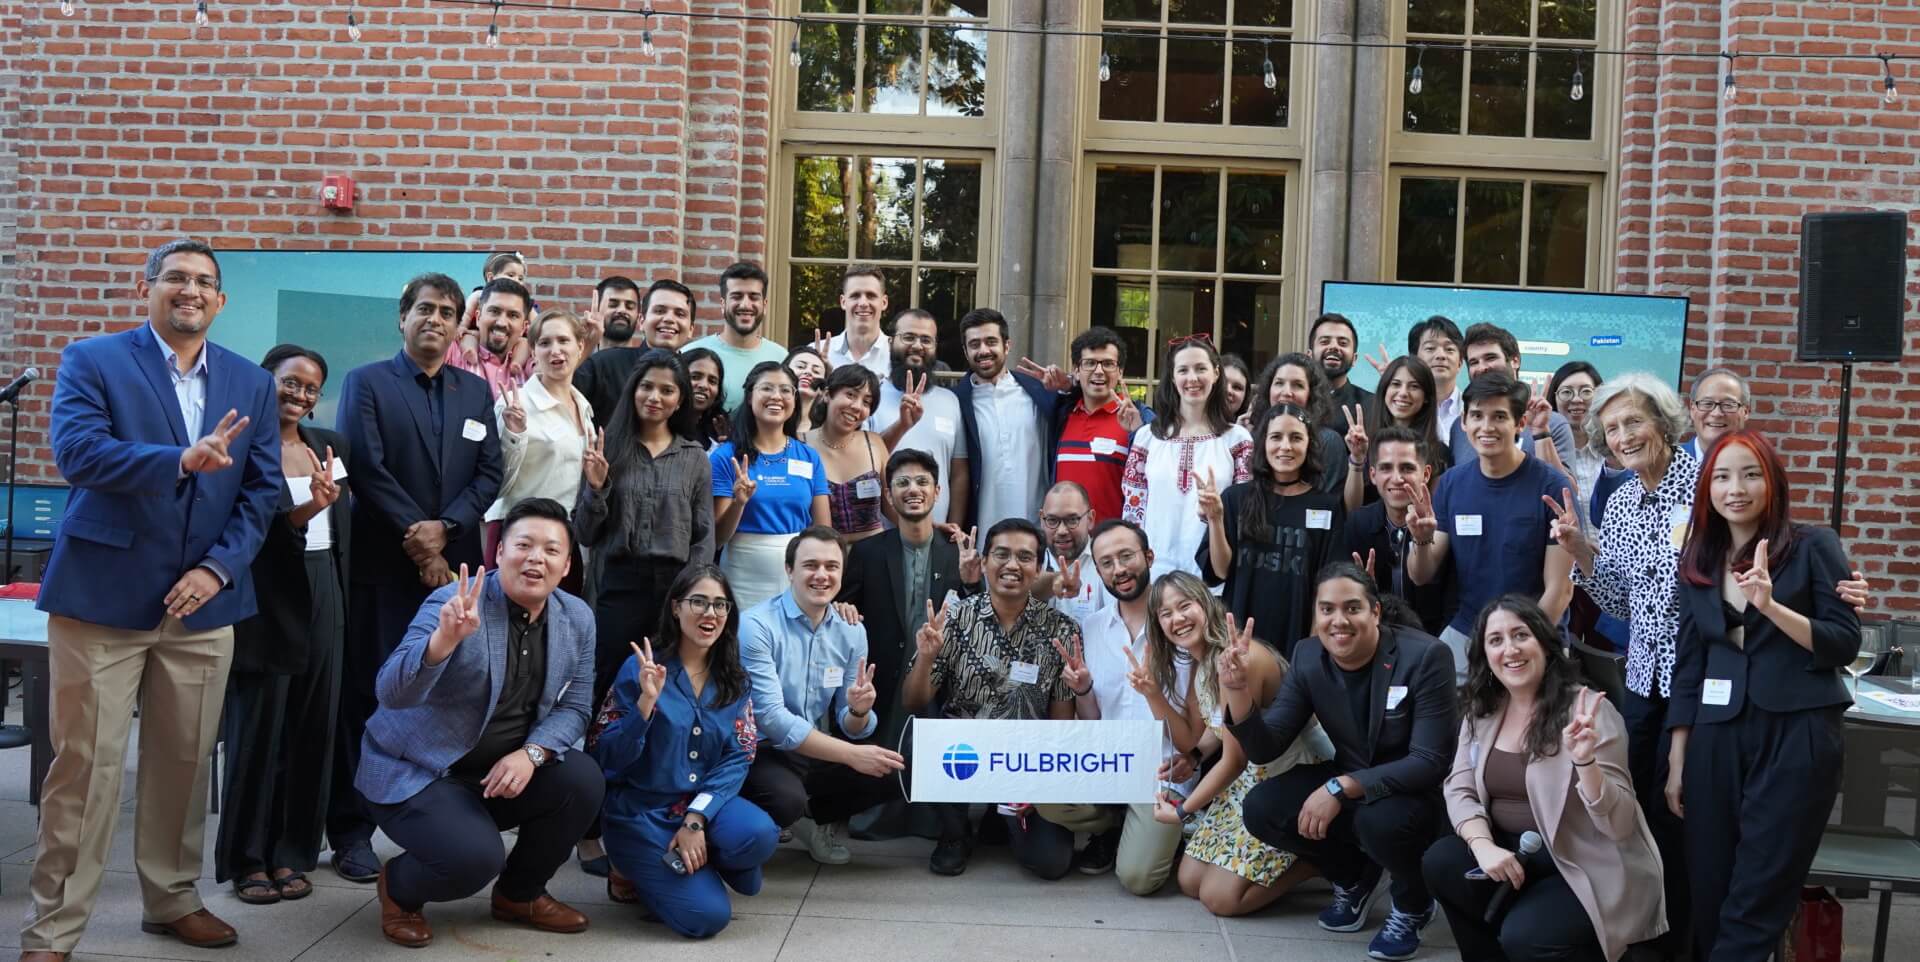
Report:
730,454,758,502
1052,550,1082,600
1542,488,1587,558
631,638,668,717
1015,356,1073,393
1525,394,1553,435
1362,341,1394,374
581,308,604,348
1216,613,1256,691
811,327,832,367
915,600,949,661
180,409,250,474
1351,549,1376,579
501,382,528,435
1561,687,1600,766
1122,643,1156,698
847,657,879,715
1736,538,1775,612
582,426,609,490
436,564,485,645
1051,633,1091,695
1405,477,1439,545
306,445,341,510
897,370,927,431
1195,466,1223,523
1342,403,1368,464
956,525,982,584
1116,395,1143,435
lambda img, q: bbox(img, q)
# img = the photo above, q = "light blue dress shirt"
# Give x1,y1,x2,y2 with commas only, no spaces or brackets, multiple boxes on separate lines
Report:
156,332,230,585
739,589,875,752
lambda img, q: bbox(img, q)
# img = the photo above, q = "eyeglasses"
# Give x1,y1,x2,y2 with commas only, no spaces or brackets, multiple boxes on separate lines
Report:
890,475,936,490
1040,512,1088,530
1079,358,1120,372
1690,398,1745,415
678,595,732,615
150,271,221,292
1555,387,1595,401
987,547,1040,565
893,333,936,348
276,377,322,401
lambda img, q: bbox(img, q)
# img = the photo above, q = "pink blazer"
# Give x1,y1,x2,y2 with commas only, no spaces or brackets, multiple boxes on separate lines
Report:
1444,693,1668,962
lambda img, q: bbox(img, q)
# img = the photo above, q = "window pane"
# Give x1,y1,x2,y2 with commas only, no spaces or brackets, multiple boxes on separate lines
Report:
1221,280,1284,375
1466,48,1528,137
1093,166,1157,270
1229,40,1289,128
1395,176,1459,283
920,158,982,263
1538,0,1596,39
1224,172,1286,275
1527,182,1589,288
927,26,988,117
864,25,924,114
1234,0,1293,28
1165,38,1226,124
1471,0,1528,36
1159,169,1219,271
941,0,988,16
788,263,846,339
857,157,918,261
1155,279,1217,356
1104,0,1159,21
1403,44,1464,134
1407,0,1464,34
1099,37,1159,122
1460,179,1524,285
1170,0,1226,24
917,268,978,370
1531,49,1593,140
796,22,856,112
1091,275,1156,378
792,156,852,259
801,0,854,12
868,0,921,15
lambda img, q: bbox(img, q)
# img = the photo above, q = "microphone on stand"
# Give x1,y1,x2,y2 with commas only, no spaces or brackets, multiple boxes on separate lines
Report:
0,368,37,406
3,367,42,585
1483,830,1545,924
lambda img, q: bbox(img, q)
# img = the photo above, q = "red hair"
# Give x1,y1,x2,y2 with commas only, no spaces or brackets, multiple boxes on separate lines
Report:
1679,430,1798,587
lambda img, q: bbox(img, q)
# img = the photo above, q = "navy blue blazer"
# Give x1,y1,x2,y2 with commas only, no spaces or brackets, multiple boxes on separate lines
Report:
949,369,1071,530
336,351,503,583
40,324,280,631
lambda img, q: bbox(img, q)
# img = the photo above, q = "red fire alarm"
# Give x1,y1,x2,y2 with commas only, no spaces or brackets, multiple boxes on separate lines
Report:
320,174,356,211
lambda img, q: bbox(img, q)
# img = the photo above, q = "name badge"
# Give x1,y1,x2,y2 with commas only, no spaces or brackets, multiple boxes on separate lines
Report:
1455,514,1484,537
1385,685,1409,710
1091,436,1121,456
1009,661,1040,685
1669,505,1691,550
822,666,845,689
1210,707,1225,727
934,415,956,438
941,589,961,616
1305,509,1333,530
688,792,715,813
855,477,882,500
462,418,487,442
1703,678,1732,706
788,459,814,479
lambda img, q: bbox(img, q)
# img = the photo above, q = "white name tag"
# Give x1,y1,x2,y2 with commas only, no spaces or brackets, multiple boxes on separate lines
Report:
688,791,715,813
1010,661,1040,685
1091,436,1121,456
1669,505,1691,550
788,459,814,479
1455,514,1484,537
941,589,961,616
1703,678,1732,706
934,415,956,438
462,418,487,442
823,666,845,689
855,477,882,500
1386,685,1409,710
1305,509,1333,530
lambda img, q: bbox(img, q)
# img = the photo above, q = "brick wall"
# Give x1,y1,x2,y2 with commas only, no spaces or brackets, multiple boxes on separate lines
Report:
0,0,774,484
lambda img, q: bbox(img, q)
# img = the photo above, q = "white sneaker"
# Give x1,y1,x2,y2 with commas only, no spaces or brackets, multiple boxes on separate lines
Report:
798,817,851,865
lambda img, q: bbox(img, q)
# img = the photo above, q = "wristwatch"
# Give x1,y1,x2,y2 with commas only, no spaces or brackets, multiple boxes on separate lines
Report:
1324,777,1346,802
682,817,706,833
523,744,549,767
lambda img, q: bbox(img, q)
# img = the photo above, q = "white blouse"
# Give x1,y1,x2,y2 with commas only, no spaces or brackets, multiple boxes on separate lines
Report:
1121,424,1253,581
485,377,595,522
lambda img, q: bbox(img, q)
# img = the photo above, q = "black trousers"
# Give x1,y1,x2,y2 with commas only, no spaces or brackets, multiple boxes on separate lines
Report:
216,553,345,882
1242,761,1444,911
739,747,903,828
329,577,433,848
1422,832,1604,962
368,750,605,910
1619,687,1689,951
1684,704,1844,962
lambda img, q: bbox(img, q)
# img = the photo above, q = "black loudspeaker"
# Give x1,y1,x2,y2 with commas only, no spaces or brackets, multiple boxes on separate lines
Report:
1797,210,1909,362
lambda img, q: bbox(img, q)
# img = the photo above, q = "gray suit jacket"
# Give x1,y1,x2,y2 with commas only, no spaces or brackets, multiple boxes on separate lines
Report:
356,572,596,805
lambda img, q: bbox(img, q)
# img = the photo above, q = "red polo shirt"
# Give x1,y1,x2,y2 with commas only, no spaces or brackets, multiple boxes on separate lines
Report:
1055,396,1132,522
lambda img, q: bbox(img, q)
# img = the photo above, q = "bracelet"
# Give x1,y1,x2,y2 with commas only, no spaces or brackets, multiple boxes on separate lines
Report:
1463,834,1493,845
1533,432,1551,441
1071,684,1093,698
1348,456,1365,467
1572,758,1595,767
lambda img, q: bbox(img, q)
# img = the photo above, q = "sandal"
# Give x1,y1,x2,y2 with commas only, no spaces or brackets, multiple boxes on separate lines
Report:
272,870,312,901
233,875,281,905
607,867,639,904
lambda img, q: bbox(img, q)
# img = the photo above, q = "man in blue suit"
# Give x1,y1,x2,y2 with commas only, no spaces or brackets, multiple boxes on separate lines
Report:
22,239,280,961
328,271,504,881
358,498,600,948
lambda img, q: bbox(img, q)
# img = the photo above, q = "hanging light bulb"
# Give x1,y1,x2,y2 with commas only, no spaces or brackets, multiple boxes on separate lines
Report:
1882,55,1898,106
194,0,209,27
790,34,802,68
1261,41,1277,91
1099,49,1112,83
642,27,656,58
1408,44,1425,96
485,21,500,47
1721,52,1737,102
59,0,76,16
346,11,363,42
1570,53,1584,102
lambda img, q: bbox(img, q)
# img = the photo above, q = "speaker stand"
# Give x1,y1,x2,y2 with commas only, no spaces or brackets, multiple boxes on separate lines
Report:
1829,361,1853,533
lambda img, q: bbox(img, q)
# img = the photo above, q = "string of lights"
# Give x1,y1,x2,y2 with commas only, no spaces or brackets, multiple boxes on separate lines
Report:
45,0,1913,105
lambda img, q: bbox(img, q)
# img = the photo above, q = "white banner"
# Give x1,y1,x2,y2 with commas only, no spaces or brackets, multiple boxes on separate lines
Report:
909,718,1160,804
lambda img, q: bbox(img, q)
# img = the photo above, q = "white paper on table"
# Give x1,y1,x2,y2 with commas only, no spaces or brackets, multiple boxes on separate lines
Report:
1858,689,1920,713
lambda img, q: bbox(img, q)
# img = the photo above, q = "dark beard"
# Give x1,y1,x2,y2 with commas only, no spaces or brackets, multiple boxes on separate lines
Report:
1320,354,1353,380
604,317,636,344
890,357,931,391
1108,571,1148,602
727,311,760,337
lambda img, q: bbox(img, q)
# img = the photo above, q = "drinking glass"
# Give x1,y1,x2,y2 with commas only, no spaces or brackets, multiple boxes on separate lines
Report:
1852,622,1891,701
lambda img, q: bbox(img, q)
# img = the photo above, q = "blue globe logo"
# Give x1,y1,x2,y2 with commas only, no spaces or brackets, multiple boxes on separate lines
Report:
941,743,980,780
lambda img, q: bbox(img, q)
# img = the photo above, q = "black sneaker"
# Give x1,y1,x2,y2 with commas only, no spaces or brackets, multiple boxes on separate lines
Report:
1076,829,1120,875
929,838,972,876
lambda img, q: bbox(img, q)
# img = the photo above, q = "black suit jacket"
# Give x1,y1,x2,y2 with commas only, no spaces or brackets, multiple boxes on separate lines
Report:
337,352,503,584
838,529,972,740
1227,625,1458,802
233,425,351,675
1667,525,1859,729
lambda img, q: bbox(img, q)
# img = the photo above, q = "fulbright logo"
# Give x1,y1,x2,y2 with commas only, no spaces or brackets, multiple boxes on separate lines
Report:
941,743,980,780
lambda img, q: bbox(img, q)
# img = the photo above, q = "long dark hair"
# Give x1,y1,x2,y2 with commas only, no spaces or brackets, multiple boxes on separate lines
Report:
679,346,730,445
1238,403,1321,541
1679,430,1798,587
653,564,750,708
1150,339,1234,439
809,362,881,433
1464,595,1584,760
605,349,697,447
731,361,803,466
1249,352,1333,432
1366,355,1448,472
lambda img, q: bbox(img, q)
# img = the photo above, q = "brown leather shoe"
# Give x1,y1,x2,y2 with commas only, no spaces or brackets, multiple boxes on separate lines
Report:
606,866,639,904
490,891,589,933
377,867,433,948
19,951,69,961
140,908,238,948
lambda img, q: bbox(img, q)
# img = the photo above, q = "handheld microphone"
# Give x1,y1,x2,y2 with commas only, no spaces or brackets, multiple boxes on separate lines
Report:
1482,830,1544,924
0,368,38,405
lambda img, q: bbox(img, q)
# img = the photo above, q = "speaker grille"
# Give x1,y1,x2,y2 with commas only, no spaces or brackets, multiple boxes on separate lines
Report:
1797,211,1909,362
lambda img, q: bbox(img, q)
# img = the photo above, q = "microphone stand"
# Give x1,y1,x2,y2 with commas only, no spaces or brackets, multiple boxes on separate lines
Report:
3,394,16,584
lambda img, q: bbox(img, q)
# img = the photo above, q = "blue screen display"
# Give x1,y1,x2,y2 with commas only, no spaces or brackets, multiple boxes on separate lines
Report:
1319,281,1691,396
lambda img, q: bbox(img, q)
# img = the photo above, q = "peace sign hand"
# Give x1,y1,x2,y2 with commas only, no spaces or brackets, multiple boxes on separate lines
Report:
501,382,529,435
1216,613,1256,691
1116,395,1143,434
915,600,950,660
730,454,758,502
306,445,341,509
582,427,609,490
1121,643,1157,698
1405,476,1439,545
956,525,982,583
1736,538,1775,613
1561,687,1601,767
1052,550,1083,600
1351,549,1376,579
1362,341,1395,374
1015,356,1073,393
1542,487,1588,558
1196,466,1224,523
435,564,485,646
812,327,832,361
1525,394,1553,434
1342,403,1369,463
898,370,927,431
1051,633,1091,695
630,637,668,715
847,657,879,715
180,409,251,474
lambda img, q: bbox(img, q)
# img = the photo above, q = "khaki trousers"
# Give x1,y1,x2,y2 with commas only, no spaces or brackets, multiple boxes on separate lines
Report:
21,614,233,953
1035,802,1185,896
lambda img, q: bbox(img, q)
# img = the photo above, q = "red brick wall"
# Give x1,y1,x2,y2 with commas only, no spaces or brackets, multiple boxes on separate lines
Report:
1616,0,1920,612
0,0,774,483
